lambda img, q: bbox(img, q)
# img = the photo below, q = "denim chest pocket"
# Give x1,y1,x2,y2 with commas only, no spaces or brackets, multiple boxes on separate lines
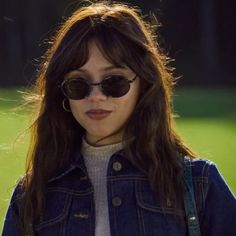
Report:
34,189,72,235
135,180,187,236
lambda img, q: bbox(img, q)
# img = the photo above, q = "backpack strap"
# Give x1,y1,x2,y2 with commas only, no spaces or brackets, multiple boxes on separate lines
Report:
182,156,201,236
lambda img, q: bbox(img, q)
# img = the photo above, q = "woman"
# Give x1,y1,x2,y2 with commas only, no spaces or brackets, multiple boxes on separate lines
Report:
3,1,236,236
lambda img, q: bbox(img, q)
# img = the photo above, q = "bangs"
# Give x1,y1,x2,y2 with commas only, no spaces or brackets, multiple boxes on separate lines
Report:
48,14,149,86
58,20,146,76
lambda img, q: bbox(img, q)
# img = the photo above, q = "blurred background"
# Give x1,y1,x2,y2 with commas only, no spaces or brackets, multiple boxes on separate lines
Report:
0,0,236,231
1,0,236,87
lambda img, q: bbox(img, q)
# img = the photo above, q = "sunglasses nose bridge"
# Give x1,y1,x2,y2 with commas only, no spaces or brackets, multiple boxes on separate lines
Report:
88,81,106,98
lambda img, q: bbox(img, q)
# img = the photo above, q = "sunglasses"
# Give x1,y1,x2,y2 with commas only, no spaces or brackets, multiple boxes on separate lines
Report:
60,75,137,100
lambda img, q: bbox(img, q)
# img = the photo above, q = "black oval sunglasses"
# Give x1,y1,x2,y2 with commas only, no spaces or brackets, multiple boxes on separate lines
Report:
60,75,137,100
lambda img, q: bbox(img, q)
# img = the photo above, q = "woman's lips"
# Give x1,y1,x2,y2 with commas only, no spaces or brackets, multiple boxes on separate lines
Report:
85,109,112,120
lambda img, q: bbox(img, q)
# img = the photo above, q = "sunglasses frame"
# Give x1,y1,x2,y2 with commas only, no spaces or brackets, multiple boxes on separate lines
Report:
60,74,137,100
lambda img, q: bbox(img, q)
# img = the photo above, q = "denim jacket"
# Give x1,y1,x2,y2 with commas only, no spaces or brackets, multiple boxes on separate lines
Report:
2,150,236,236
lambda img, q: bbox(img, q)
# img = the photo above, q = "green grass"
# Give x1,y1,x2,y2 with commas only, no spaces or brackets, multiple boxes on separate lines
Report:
0,88,30,232
176,118,236,187
0,87,236,232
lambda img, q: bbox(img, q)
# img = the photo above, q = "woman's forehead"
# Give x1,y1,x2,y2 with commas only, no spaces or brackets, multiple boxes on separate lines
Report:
87,38,126,65
74,39,130,70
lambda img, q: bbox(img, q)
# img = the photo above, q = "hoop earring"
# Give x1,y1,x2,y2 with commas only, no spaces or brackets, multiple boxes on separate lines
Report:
62,98,71,112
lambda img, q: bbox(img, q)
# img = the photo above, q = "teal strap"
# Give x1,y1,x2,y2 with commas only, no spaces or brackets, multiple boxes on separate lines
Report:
182,157,201,236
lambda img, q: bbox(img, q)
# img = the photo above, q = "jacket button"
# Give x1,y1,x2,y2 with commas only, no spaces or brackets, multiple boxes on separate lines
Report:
112,197,122,207
112,162,122,171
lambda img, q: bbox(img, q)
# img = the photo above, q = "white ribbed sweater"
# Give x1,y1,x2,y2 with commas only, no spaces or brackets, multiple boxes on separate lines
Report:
81,138,123,236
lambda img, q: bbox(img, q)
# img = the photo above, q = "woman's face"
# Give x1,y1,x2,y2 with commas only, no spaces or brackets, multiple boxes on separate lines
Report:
64,40,140,146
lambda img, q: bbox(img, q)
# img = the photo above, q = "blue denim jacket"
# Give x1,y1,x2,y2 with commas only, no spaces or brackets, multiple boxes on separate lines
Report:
2,150,236,236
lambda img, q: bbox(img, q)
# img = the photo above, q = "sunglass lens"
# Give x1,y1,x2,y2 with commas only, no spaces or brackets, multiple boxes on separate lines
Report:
63,79,89,99
102,76,130,97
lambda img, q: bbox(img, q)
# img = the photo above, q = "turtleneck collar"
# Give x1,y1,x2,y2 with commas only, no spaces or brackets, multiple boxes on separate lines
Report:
81,136,123,160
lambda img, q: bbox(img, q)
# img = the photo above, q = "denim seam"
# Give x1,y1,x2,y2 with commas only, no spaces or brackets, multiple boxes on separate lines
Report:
89,194,93,236
48,166,77,183
192,177,208,182
107,176,147,181
35,194,72,230
136,181,146,236
46,187,93,195
201,161,212,207
61,206,67,236
136,198,185,216
136,184,184,215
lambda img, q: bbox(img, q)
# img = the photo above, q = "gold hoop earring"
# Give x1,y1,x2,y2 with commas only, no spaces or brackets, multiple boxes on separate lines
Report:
62,98,71,112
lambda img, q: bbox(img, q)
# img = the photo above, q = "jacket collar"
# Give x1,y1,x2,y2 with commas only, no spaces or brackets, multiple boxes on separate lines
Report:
48,146,125,183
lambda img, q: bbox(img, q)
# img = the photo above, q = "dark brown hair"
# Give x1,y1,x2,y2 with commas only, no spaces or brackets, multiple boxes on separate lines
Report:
19,1,195,234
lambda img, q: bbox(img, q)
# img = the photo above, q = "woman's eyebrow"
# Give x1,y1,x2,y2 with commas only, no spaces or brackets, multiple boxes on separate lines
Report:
101,65,127,71
76,64,127,72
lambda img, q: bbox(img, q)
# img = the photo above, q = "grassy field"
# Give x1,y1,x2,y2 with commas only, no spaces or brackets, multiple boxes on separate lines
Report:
0,87,236,231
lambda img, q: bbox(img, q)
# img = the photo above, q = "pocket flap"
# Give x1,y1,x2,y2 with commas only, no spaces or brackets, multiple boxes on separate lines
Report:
35,189,72,231
135,180,184,216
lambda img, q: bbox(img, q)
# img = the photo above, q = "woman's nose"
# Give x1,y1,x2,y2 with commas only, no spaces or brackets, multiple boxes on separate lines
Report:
87,84,107,101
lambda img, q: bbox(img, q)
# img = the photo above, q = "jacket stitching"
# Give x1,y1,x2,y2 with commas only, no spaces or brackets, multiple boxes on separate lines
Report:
35,194,72,230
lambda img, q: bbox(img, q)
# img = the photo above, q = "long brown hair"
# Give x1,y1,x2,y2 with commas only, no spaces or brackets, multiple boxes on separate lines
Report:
19,1,196,234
